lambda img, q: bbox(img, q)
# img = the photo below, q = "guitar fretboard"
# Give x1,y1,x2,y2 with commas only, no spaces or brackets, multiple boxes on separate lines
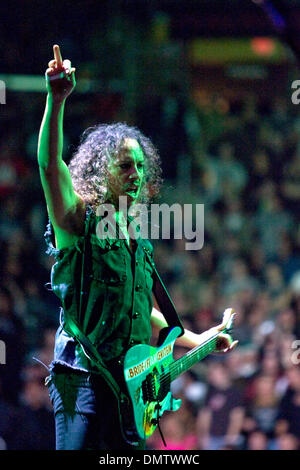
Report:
167,333,219,383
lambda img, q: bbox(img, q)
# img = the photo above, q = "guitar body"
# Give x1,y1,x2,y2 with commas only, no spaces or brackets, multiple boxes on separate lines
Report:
122,308,236,444
123,327,182,442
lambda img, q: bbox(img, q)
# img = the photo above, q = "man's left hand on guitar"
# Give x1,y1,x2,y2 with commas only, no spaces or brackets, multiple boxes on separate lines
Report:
207,307,238,354
172,307,238,353
212,331,238,354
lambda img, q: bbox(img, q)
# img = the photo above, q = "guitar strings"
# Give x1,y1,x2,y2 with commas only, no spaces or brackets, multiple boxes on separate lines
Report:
170,336,218,375
147,334,219,395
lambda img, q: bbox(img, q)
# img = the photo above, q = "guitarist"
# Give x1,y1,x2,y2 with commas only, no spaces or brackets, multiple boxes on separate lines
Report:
38,45,237,450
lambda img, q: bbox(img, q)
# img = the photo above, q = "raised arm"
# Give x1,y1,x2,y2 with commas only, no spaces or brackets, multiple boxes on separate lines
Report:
38,45,85,249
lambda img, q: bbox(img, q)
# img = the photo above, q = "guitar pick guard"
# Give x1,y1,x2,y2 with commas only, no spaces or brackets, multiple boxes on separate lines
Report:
123,327,182,441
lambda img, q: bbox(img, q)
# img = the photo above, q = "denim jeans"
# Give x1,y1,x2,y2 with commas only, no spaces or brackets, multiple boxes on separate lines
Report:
46,369,145,450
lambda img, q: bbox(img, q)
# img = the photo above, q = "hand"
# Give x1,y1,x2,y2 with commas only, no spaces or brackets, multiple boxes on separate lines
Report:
211,308,239,354
213,332,238,354
45,44,76,103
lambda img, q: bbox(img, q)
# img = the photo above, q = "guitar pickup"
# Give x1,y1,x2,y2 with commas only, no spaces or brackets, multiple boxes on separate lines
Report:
141,371,171,404
141,374,154,404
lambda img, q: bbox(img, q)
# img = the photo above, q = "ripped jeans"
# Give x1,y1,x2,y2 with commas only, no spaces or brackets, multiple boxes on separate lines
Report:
46,369,145,450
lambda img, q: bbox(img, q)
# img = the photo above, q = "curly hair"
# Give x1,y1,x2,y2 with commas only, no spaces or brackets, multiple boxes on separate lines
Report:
68,122,162,211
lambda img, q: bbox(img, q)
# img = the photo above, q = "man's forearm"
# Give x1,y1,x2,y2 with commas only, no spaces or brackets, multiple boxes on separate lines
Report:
150,307,214,349
37,94,65,170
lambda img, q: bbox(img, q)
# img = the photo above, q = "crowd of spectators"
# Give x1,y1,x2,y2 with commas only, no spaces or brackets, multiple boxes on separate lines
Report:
145,90,300,450
1,23,300,450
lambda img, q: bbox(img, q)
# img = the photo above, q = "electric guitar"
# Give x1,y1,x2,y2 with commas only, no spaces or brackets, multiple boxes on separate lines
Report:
123,307,236,444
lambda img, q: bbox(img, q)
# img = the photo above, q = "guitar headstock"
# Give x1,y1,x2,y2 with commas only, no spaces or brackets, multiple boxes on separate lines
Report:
220,308,236,334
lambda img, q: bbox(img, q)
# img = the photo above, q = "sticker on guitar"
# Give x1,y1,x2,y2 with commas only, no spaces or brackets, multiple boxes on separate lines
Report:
125,343,173,380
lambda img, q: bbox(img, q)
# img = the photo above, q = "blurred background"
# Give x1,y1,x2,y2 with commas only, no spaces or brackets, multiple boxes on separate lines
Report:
0,0,300,450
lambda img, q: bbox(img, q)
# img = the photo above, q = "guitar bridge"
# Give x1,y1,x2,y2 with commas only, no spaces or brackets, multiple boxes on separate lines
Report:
141,374,154,403
141,369,171,404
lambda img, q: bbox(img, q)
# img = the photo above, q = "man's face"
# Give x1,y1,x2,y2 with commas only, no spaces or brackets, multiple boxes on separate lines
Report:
107,137,145,206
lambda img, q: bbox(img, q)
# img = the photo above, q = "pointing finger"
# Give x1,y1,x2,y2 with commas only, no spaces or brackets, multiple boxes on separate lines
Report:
53,44,63,68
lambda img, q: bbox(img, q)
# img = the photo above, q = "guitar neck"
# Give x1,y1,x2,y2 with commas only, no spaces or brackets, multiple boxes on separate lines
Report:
168,330,220,382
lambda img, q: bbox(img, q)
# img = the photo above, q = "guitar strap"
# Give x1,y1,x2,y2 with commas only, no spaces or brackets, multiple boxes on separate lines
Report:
143,246,185,337
64,315,123,402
